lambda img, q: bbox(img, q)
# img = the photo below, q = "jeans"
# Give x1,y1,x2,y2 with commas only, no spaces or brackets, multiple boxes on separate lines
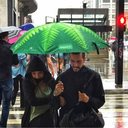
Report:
12,75,24,108
0,79,13,128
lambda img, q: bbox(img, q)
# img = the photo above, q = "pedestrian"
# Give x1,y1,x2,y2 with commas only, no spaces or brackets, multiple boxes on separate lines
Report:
0,31,19,128
21,56,55,127
53,52,105,127
11,53,27,108
110,40,117,65
55,53,65,75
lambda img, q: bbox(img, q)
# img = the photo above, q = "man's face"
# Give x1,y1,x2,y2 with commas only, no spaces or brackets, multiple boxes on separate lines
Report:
70,53,85,72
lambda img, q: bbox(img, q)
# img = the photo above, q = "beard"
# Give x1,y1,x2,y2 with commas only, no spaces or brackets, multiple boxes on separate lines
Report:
72,67,81,72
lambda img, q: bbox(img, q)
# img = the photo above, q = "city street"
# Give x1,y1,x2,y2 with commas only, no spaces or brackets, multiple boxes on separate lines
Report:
1,49,128,127
1,93,128,128
100,93,128,128
0,0,128,127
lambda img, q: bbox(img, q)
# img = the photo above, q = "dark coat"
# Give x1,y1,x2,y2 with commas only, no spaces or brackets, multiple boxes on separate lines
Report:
56,66,105,119
21,57,56,127
21,77,55,127
0,40,19,80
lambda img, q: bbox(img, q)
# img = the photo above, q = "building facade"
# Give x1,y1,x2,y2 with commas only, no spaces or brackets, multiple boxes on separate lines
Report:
0,0,37,27
84,0,128,28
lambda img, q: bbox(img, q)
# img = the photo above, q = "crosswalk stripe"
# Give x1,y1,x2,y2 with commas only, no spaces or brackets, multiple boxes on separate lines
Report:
1,94,128,127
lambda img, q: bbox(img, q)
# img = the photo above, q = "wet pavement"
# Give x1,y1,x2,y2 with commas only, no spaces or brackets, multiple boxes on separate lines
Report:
88,50,128,127
0,93,127,128
100,93,128,128
86,49,128,91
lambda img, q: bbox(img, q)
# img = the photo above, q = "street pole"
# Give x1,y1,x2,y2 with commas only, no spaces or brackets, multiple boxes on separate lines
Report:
115,0,125,88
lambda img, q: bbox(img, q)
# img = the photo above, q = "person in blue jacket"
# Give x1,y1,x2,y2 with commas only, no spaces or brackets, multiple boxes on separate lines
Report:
11,53,27,108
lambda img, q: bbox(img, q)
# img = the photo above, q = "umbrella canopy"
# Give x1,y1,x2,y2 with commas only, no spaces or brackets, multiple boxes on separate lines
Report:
0,26,21,34
8,30,26,44
11,22,108,54
19,23,34,31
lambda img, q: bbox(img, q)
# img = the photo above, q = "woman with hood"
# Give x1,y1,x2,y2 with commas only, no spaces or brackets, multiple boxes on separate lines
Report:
21,56,56,127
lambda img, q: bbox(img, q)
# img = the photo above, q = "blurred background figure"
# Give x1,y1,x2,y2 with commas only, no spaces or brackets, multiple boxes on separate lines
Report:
54,53,70,75
0,31,19,128
25,15,33,23
19,15,34,31
55,53,64,74
11,53,27,108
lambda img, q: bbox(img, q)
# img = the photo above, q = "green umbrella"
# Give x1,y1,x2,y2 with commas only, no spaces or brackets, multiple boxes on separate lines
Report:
11,22,109,54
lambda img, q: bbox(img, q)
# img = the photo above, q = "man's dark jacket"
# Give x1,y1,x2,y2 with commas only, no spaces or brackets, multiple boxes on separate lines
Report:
56,66,105,119
0,40,19,81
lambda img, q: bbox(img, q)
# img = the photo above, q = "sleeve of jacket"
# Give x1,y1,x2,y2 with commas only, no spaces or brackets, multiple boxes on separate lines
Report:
12,54,19,65
23,79,52,106
49,78,61,109
4,43,19,65
87,73,105,109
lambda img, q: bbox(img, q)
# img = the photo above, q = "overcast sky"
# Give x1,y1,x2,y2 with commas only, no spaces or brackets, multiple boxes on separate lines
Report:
31,0,84,26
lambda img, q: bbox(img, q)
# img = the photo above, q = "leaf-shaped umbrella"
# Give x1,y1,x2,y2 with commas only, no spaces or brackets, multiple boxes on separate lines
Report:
11,22,109,54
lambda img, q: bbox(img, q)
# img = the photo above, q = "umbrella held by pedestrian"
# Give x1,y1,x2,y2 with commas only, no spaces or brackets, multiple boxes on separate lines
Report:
11,22,109,54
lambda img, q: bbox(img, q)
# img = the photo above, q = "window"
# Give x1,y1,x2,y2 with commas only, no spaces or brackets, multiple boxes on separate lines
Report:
103,0,110,3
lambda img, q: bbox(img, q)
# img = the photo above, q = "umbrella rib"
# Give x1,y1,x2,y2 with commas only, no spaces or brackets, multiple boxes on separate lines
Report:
92,42,99,54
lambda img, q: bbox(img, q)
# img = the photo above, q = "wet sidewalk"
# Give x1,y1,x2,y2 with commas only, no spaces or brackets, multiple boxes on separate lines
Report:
100,93,128,128
86,49,128,94
102,78,128,94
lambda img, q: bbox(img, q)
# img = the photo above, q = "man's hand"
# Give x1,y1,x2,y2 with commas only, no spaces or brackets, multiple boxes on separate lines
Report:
78,91,89,103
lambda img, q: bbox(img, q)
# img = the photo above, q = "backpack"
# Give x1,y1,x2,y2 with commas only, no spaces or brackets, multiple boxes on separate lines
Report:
59,104,104,128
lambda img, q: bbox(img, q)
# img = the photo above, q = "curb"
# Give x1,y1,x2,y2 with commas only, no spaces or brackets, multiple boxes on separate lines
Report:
105,89,128,94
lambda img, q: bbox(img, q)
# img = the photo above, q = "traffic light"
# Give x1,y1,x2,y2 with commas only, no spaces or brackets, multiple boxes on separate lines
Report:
115,0,125,87
117,15,126,31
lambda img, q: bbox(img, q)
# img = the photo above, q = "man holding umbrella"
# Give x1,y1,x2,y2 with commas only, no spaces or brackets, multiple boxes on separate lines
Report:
0,31,19,127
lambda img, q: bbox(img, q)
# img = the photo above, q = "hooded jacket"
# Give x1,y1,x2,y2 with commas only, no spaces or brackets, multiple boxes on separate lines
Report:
21,56,55,127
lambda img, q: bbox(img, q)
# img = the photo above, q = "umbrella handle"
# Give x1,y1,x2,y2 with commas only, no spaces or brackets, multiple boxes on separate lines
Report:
93,43,99,54
57,54,61,75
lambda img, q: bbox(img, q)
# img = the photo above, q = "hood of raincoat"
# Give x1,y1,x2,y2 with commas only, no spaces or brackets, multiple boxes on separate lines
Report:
25,56,54,86
27,56,47,73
